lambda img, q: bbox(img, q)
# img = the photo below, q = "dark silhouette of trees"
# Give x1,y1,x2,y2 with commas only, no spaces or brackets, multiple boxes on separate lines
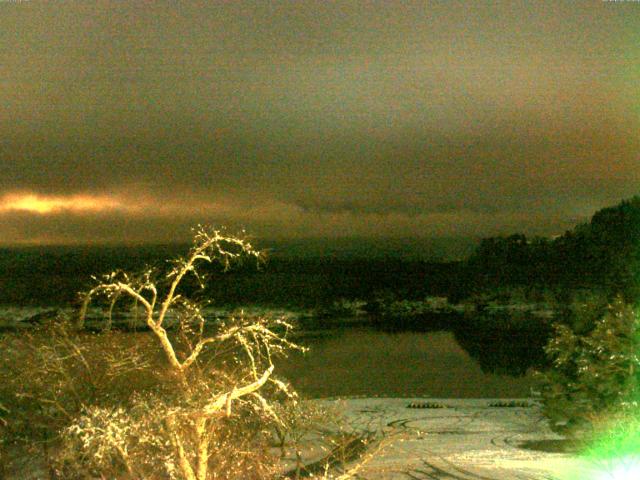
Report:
467,196,640,303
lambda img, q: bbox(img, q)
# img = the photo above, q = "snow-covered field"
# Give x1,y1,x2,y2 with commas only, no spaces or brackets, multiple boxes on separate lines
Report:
3,397,603,479
306,398,603,480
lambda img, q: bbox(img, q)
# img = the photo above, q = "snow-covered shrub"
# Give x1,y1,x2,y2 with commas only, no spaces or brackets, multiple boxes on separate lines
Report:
1,227,314,480
537,297,640,436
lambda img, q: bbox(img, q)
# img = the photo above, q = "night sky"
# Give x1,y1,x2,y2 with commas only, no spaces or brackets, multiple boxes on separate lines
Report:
1,1,639,245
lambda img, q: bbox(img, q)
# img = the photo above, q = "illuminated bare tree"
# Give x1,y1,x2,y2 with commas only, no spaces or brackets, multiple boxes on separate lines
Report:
77,226,303,480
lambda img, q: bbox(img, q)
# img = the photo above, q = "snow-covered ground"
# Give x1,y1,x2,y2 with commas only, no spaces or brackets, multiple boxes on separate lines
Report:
306,398,603,480
4,397,605,479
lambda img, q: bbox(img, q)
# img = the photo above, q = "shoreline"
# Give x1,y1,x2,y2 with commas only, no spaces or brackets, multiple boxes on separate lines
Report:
3,397,595,480
298,397,600,479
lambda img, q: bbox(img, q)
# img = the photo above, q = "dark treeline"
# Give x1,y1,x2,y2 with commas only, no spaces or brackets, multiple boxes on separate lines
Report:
0,244,186,307
466,196,640,302
1,196,638,308
0,244,465,307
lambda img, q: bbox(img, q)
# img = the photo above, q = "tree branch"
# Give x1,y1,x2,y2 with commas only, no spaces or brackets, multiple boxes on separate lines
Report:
202,365,274,417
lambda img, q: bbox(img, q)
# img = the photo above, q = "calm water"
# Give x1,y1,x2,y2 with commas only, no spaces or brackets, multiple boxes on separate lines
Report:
1,305,546,399
277,328,538,398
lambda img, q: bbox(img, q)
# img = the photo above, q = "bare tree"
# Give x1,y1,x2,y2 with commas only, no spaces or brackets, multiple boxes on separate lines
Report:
76,226,303,480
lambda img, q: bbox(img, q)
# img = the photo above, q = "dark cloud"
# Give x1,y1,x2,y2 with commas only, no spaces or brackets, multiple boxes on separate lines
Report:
0,1,639,244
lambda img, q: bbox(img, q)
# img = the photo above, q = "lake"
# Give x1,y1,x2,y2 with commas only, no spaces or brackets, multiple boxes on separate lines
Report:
0,306,548,399
277,327,539,398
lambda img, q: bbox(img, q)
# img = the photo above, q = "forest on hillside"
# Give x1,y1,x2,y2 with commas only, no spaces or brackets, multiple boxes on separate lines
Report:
466,196,640,303
0,196,638,309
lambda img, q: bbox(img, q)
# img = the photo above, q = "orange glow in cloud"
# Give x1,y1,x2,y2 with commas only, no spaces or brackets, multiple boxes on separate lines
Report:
0,192,230,218
0,193,124,214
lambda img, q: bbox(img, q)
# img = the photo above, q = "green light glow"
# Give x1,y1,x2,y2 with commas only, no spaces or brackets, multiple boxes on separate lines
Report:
593,458,640,480
579,414,640,480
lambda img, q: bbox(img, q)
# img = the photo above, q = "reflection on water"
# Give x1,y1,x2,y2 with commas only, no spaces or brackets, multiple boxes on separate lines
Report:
1,306,549,399
276,327,540,398
453,323,550,377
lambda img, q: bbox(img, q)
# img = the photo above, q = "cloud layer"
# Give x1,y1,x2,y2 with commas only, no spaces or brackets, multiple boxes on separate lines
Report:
1,2,639,244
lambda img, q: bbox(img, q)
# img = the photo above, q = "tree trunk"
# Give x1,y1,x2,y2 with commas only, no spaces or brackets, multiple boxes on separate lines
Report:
195,417,210,480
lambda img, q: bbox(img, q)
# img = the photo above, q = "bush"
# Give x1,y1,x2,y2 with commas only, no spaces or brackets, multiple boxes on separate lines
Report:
581,412,640,472
557,289,610,334
0,227,313,479
537,297,640,436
